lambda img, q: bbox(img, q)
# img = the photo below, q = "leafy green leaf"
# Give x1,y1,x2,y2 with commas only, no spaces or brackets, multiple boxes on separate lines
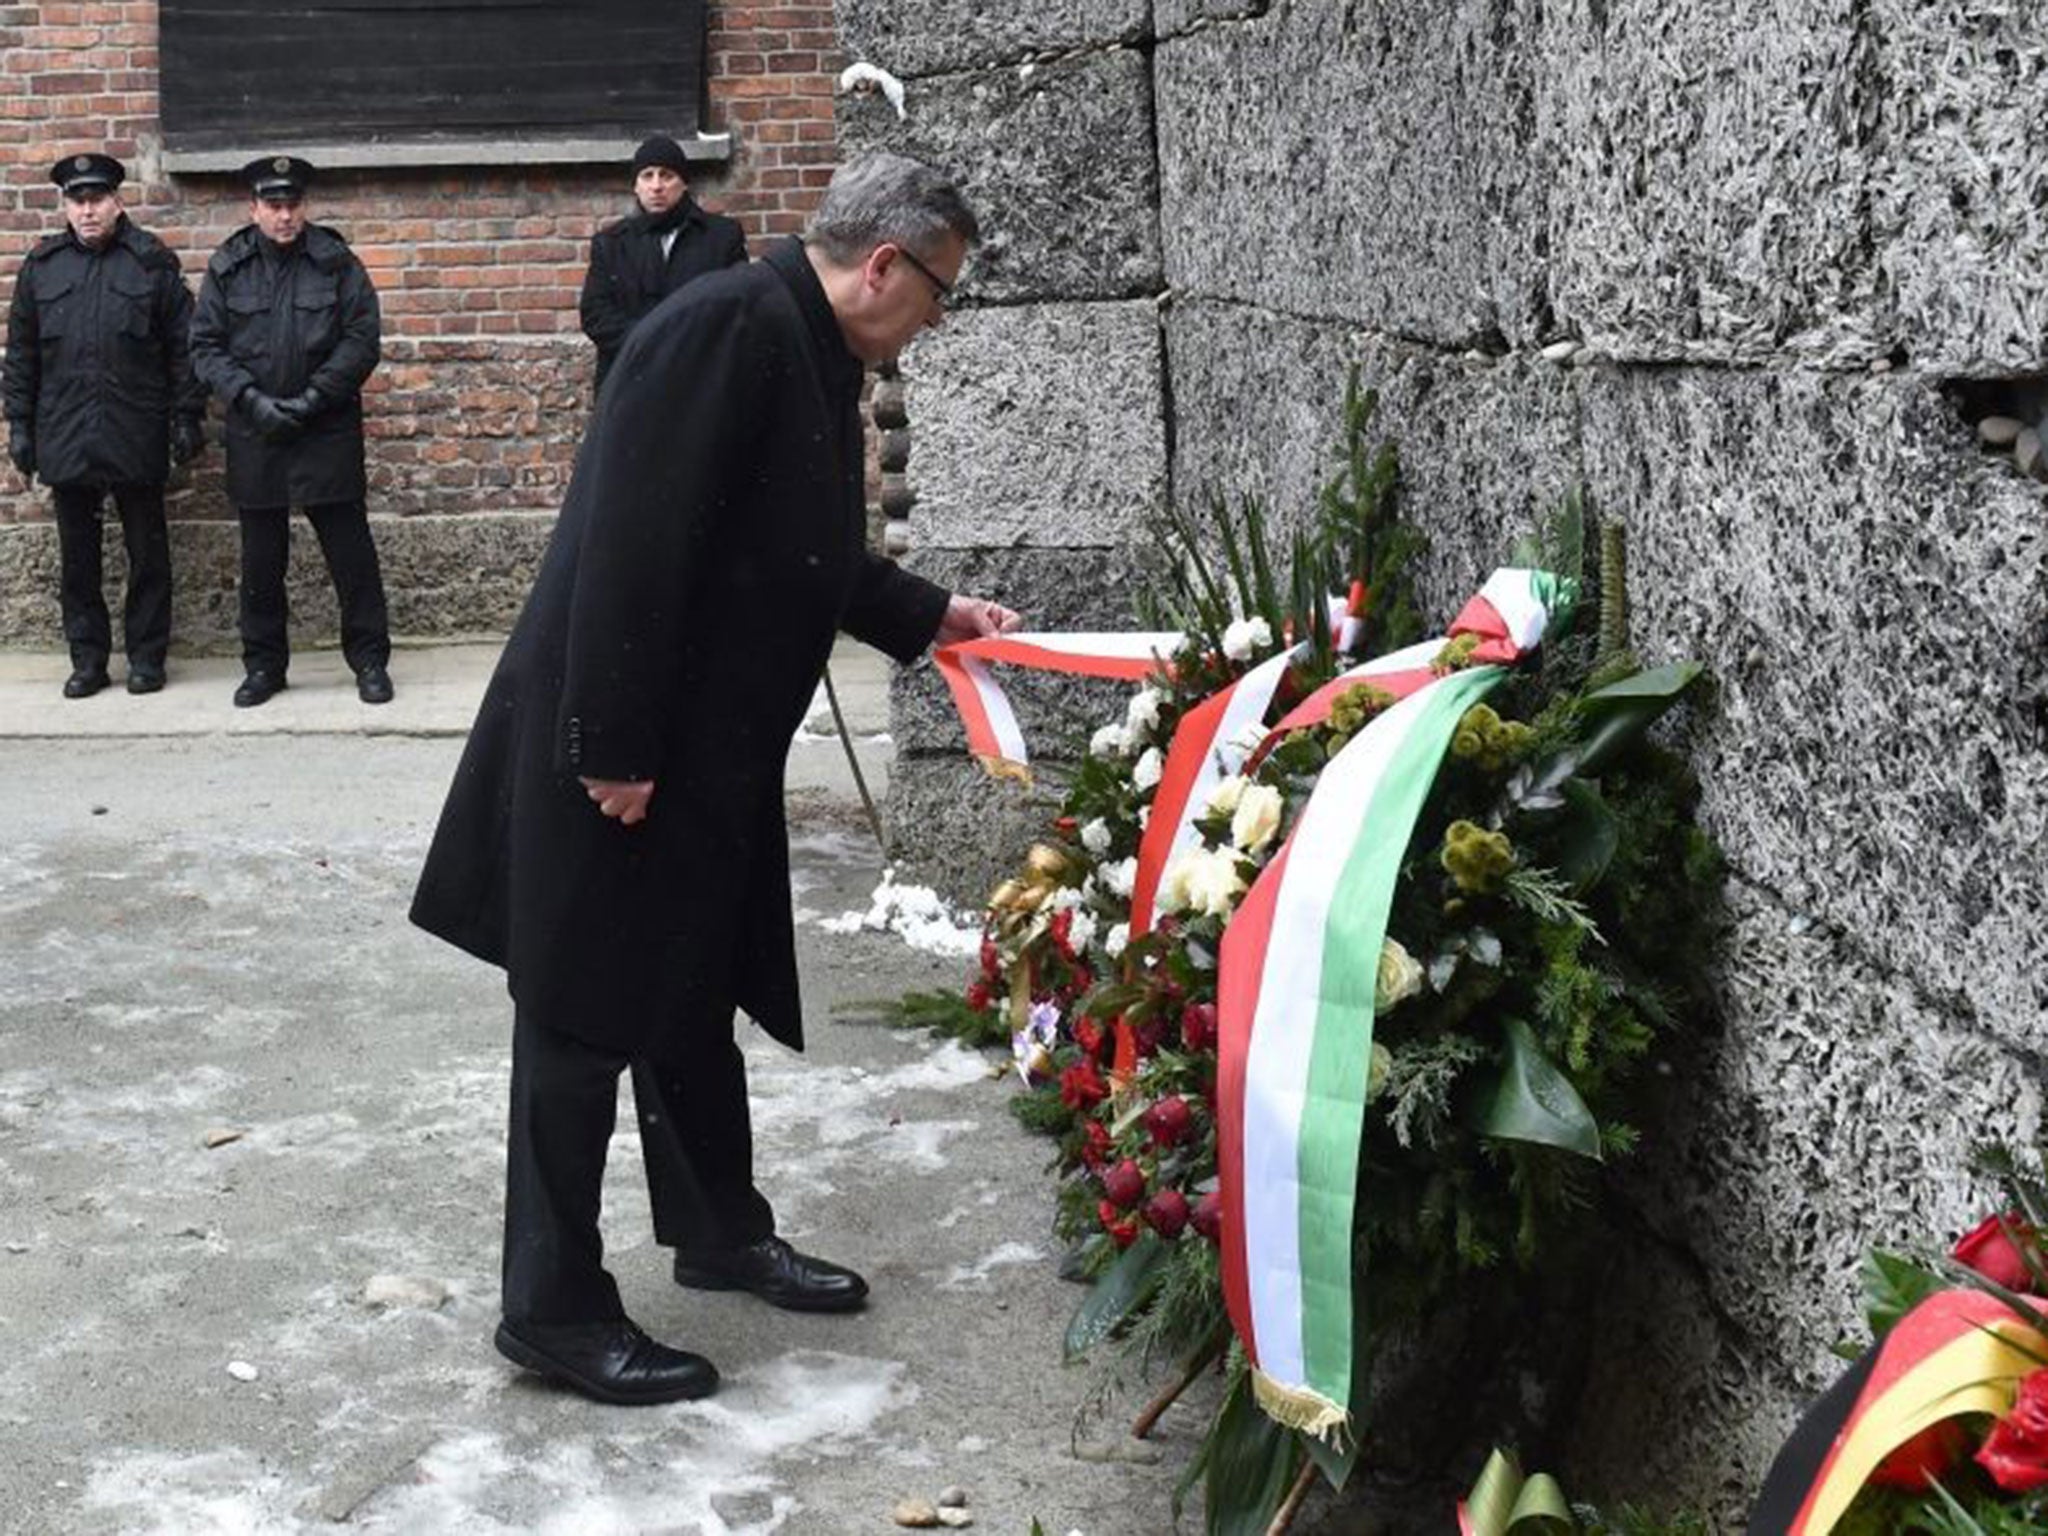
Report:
1571,664,1702,777
1860,1248,1947,1339
1473,1018,1603,1160
1064,1232,1172,1362
1202,1368,1303,1536
1554,779,1620,891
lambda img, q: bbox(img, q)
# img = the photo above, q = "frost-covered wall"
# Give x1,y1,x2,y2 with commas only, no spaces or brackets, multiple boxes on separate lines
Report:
847,0,2048,1518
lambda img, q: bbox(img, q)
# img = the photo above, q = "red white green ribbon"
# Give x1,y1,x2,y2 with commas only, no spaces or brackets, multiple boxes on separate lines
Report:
1214,568,1566,1440
1128,641,1305,938
933,632,1177,777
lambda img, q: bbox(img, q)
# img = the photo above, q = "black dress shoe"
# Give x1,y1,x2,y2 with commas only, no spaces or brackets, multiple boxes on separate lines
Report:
62,667,111,699
494,1317,718,1406
233,670,286,708
355,663,394,705
674,1235,869,1313
126,666,165,695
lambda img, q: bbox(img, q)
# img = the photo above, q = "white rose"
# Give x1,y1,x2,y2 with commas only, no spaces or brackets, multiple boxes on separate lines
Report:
1049,885,1084,912
1157,849,1198,915
1080,818,1113,855
1132,747,1164,792
1230,782,1285,855
1222,615,1273,662
1068,909,1097,951
1374,938,1425,1015
1183,846,1248,918
1090,722,1129,759
1103,856,1138,899
1206,774,1248,819
1137,805,1151,830
1104,922,1130,958
1125,686,1165,739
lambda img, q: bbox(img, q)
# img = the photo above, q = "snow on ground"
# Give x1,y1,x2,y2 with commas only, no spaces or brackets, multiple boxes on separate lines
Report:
818,868,981,958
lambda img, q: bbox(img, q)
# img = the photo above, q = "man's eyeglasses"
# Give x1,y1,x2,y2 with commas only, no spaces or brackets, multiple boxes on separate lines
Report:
892,244,954,307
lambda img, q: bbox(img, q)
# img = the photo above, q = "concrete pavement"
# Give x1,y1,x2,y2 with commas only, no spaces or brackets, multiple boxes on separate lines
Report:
0,640,1232,1536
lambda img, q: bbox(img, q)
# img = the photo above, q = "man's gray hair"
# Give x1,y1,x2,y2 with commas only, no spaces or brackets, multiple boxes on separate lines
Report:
806,153,979,265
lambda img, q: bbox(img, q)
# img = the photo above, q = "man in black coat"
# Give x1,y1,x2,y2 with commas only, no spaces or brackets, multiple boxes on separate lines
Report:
578,134,748,398
412,153,1017,1406
2,153,205,698
189,156,394,709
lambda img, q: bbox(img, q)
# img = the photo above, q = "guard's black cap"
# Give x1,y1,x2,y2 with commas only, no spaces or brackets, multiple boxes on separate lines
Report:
631,135,689,176
51,152,125,196
242,154,316,200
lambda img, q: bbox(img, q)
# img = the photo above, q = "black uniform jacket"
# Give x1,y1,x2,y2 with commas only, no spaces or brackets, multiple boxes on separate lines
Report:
1,216,203,488
578,196,747,395
411,238,951,1055
189,224,380,508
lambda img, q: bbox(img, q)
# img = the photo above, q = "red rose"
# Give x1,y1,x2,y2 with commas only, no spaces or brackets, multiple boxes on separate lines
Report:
964,980,992,1011
1866,1420,1970,1489
1053,816,1077,835
1072,1018,1105,1060
1131,1014,1170,1060
1180,1001,1217,1054
1100,1158,1147,1210
1059,1061,1107,1111
1191,1191,1224,1244
1953,1212,2041,1293
978,938,1000,979
1097,1200,1139,1248
1078,1119,1113,1170
1978,1368,2048,1493
1143,1188,1190,1239
1143,1095,1194,1150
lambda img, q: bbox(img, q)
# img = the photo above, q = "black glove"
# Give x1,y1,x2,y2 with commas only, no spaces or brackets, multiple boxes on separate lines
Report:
240,389,303,443
169,416,205,467
274,385,325,424
7,422,33,479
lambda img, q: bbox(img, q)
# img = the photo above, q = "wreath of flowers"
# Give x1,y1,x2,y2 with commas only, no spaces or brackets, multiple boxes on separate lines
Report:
893,376,1724,1532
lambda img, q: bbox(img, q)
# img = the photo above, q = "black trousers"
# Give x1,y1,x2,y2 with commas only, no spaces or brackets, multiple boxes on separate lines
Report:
236,501,391,676
502,1003,776,1325
53,482,171,673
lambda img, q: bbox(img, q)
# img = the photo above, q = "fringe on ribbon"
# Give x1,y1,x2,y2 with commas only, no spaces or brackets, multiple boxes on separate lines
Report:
975,754,1033,786
1252,1368,1353,1447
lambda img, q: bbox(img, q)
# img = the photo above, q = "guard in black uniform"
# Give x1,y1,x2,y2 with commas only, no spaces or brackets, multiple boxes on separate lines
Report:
578,134,747,397
190,156,393,707
2,153,205,697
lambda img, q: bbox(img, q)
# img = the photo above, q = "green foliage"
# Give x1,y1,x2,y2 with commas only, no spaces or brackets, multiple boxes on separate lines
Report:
864,987,1011,1050
1065,1231,1174,1363
1861,1248,1950,1340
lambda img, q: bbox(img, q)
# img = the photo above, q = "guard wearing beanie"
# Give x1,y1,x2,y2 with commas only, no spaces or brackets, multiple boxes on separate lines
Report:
578,134,747,397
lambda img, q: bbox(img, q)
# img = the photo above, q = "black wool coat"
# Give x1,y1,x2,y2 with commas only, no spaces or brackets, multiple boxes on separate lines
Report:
189,224,380,509
578,196,747,395
411,238,951,1054
1,217,204,489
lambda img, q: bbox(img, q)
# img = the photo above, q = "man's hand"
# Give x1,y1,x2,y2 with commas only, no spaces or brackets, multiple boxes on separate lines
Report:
7,423,34,481
240,389,303,443
935,593,1023,646
580,776,655,826
275,386,325,424
169,416,205,467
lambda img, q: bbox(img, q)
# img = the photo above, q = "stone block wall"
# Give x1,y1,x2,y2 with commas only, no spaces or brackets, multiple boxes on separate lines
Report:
0,0,844,646
854,0,2048,1520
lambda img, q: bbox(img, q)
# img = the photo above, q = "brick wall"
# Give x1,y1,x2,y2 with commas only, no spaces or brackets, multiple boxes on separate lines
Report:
0,0,844,530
